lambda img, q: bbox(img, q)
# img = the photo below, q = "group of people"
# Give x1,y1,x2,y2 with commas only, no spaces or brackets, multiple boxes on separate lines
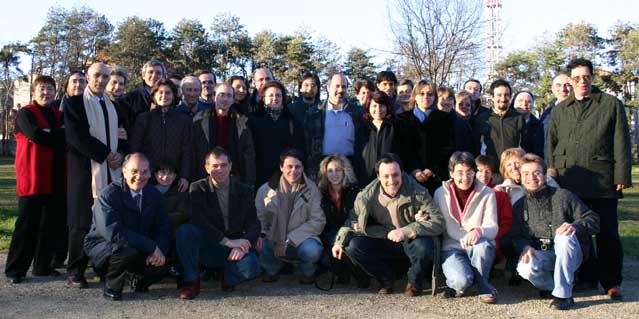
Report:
5,56,631,311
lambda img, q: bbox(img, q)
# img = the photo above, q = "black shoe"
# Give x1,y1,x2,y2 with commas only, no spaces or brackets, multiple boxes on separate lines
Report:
539,290,553,299
128,273,149,292
441,287,464,299
550,297,574,310
7,275,24,284
509,274,523,286
66,275,89,288
33,269,61,277
103,283,123,301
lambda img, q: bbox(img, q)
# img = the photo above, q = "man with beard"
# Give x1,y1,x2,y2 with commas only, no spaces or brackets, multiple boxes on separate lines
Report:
305,73,365,182
287,72,320,126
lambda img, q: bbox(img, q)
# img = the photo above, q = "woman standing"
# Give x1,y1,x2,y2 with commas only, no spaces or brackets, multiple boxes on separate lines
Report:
361,91,395,185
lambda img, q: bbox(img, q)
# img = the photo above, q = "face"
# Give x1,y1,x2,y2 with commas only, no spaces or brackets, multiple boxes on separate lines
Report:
155,169,176,186
231,79,247,102
153,85,174,107
300,78,318,101
437,93,454,112
215,84,234,115
504,155,521,183
397,85,412,103
377,80,395,97
253,69,273,91
514,93,533,115
357,86,371,106
328,74,348,105
326,160,345,187
451,164,475,191
455,96,472,117
570,66,592,99
123,157,151,192
87,63,110,96
181,81,201,105
464,81,481,101
520,162,545,192
143,65,164,87
66,73,87,97
33,83,56,106
106,75,125,98
205,154,232,185
377,162,402,197
263,86,283,108
199,73,216,99
415,86,435,111
369,100,388,121
476,164,493,185
492,85,511,112
280,156,303,185
552,74,572,103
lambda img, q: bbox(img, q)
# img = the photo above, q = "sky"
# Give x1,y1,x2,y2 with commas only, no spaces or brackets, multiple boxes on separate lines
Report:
1,0,638,76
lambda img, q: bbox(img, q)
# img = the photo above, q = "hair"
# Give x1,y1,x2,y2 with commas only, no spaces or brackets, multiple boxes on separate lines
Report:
398,79,414,89
455,91,471,105
141,60,166,78
317,154,358,190
437,87,455,104
110,66,128,85
566,58,594,75
205,147,231,164
279,148,304,167
463,79,482,93
154,162,178,174
363,91,394,122
489,78,512,96
180,75,201,88
298,72,321,101
259,80,289,106
510,90,535,110
32,75,56,92
227,75,250,103
63,69,85,93
519,153,547,173
475,155,497,173
122,152,149,169
196,70,217,83
499,147,526,179
375,153,403,174
354,79,375,95
448,151,477,172
409,79,436,109
376,70,398,84
327,72,349,88
151,79,179,107
553,71,570,81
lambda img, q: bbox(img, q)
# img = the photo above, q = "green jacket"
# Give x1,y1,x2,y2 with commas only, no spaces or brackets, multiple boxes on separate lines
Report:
334,173,444,247
548,87,632,198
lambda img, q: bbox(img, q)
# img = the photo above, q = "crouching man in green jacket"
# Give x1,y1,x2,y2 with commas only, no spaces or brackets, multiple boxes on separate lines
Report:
332,153,445,296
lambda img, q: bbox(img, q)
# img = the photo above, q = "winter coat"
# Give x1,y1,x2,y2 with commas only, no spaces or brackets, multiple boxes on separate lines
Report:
473,108,524,161
362,120,395,185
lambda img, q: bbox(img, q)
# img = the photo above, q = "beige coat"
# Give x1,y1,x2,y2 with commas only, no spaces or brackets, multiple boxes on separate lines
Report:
255,175,326,247
434,180,498,251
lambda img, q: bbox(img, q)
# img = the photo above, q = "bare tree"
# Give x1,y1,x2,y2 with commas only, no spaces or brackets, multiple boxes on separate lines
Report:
388,0,484,86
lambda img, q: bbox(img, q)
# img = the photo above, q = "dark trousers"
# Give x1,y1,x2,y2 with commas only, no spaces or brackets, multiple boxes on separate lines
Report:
5,194,64,277
98,246,167,292
67,226,90,276
345,236,434,287
581,198,623,290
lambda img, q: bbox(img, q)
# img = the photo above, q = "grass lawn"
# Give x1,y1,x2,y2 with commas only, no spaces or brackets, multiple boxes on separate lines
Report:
0,157,638,256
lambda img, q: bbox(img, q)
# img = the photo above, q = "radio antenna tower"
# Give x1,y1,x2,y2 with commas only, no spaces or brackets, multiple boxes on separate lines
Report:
485,0,503,81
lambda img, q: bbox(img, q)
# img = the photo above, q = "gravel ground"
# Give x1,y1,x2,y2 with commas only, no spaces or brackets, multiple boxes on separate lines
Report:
1,252,638,319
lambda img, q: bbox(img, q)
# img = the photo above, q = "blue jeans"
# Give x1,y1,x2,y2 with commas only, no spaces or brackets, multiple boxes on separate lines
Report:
442,238,496,295
175,224,260,285
516,234,582,298
260,238,323,277
345,236,434,287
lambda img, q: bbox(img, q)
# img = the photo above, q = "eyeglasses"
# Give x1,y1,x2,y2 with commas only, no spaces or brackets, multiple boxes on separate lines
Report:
571,75,592,83
453,171,475,178
216,93,233,99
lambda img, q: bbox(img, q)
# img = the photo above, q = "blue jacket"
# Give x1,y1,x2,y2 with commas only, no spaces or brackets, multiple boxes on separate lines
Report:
84,180,171,267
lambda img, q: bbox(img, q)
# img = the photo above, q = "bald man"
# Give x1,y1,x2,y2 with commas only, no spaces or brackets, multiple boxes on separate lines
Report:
64,62,126,288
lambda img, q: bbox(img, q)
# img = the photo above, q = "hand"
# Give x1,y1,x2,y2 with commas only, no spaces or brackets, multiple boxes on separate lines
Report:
616,184,627,191
106,152,122,169
228,247,246,261
387,229,406,243
519,246,536,264
332,244,344,260
460,230,480,248
555,222,576,236
146,246,166,266
274,245,286,257
118,127,128,140
422,169,434,179
177,178,189,192
415,210,429,222
546,168,558,178
413,169,426,183
256,237,264,252
224,238,251,253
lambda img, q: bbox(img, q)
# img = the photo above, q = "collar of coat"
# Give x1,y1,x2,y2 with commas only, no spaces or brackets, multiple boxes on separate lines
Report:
561,86,604,106
359,172,426,204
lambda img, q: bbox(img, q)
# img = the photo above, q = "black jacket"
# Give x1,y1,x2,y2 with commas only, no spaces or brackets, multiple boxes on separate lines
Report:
453,114,475,155
319,184,359,245
473,108,524,160
362,120,394,185
521,114,544,158
117,85,153,133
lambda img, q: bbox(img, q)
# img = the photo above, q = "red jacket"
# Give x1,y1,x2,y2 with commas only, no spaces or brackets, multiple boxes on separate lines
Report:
488,183,513,260
14,104,64,196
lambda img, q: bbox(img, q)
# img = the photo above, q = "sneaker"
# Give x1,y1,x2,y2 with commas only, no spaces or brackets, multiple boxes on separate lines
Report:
442,287,464,299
